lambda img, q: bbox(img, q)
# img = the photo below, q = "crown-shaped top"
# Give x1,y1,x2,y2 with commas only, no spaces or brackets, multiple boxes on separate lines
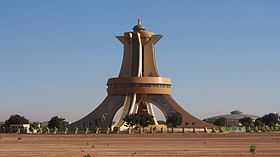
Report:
133,18,145,32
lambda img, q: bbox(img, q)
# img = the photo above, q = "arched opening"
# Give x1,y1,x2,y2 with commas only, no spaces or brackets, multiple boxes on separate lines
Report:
112,103,166,126
149,103,166,125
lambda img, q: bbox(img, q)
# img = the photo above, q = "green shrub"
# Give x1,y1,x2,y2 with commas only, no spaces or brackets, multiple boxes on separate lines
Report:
249,144,256,154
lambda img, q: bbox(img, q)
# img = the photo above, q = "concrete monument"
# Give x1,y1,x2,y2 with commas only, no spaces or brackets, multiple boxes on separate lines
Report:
70,19,213,129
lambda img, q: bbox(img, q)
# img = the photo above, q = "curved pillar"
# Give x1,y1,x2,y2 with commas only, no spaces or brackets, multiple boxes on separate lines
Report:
148,95,214,128
70,96,125,129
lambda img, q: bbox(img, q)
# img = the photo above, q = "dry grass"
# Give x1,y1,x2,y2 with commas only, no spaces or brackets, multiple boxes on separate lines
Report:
0,133,279,157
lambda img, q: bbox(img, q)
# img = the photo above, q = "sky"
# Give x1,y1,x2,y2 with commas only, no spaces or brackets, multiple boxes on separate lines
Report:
0,0,279,122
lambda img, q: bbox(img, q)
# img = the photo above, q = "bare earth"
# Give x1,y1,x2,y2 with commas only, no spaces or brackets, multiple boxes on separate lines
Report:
0,133,279,157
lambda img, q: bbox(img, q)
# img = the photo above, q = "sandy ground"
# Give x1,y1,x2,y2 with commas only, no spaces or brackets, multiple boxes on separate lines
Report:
0,133,279,157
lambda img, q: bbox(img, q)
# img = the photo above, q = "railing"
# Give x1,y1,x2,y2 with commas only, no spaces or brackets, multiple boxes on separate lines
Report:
0,127,222,134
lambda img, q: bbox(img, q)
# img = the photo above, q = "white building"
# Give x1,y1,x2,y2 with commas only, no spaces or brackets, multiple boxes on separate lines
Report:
10,124,31,133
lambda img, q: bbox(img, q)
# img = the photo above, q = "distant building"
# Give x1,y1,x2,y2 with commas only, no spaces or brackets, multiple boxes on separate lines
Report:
204,110,259,127
9,124,31,133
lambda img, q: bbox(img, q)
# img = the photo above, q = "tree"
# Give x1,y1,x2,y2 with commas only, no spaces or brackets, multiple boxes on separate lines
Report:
123,113,154,128
239,117,254,132
261,113,279,128
123,114,138,127
239,117,253,127
29,122,40,132
213,117,226,126
5,114,29,126
166,112,182,127
48,116,68,130
254,118,265,130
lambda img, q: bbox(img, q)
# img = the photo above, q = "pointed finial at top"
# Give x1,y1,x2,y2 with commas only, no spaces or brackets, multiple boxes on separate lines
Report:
137,17,141,25
133,17,145,32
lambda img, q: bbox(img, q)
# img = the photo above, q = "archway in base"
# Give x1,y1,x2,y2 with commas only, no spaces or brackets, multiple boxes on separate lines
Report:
112,101,167,128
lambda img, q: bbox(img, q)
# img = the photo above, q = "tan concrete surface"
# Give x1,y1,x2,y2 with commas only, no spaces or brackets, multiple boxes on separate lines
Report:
0,133,279,157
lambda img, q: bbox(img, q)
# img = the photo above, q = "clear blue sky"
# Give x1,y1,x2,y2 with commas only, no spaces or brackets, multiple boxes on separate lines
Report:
0,0,279,122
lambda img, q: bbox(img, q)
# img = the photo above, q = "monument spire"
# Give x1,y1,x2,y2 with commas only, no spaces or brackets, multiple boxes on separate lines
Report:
70,21,215,130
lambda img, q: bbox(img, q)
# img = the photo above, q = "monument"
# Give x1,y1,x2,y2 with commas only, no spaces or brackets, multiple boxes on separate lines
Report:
70,19,213,129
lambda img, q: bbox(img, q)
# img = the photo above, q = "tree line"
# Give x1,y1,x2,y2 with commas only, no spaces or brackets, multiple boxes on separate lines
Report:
1,112,279,133
212,113,279,132
1,114,68,133
1,112,183,132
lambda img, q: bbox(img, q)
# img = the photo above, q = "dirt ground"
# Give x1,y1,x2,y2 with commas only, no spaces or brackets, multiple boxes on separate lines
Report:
0,133,279,157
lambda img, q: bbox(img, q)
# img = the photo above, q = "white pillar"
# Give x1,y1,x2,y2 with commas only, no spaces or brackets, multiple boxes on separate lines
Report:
147,103,159,125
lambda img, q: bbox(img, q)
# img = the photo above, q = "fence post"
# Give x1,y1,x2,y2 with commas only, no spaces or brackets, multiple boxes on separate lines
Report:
64,127,68,134
140,127,143,134
193,128,196,133
95,128,99,134
74,128,78,135
46,127,50,134
116,127,120,134
204,127,208,133
17,128,20,134
85,128,89,135
53,127,58,134
106,128,110,134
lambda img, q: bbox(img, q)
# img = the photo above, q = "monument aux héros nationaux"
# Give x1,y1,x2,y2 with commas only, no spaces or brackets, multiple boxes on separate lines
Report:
70,19,214,130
